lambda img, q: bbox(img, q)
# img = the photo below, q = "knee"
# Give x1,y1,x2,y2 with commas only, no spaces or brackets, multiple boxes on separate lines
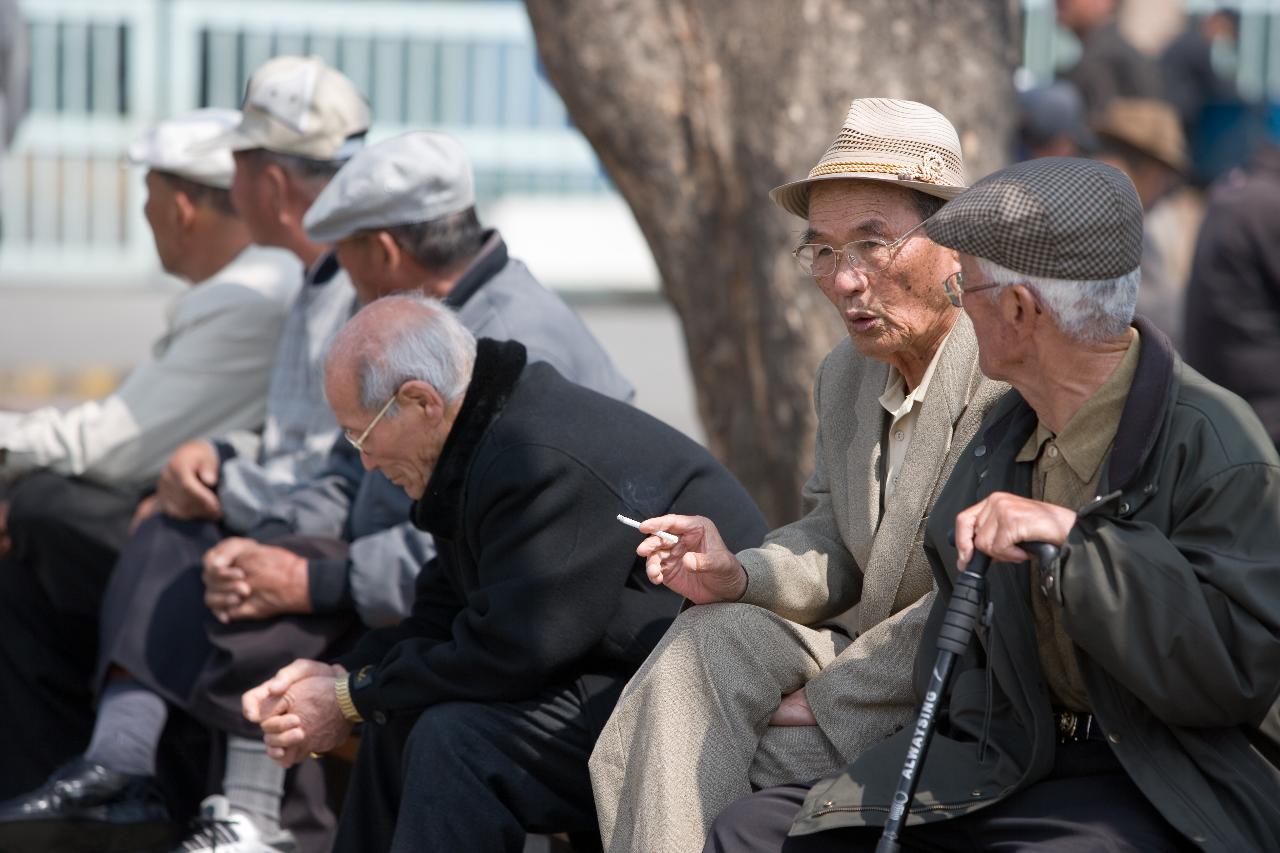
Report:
666,602,783,660
401,702,484,772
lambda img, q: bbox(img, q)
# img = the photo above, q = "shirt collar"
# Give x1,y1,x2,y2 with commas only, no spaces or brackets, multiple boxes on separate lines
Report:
1015,328,1142,482
878,326,952,420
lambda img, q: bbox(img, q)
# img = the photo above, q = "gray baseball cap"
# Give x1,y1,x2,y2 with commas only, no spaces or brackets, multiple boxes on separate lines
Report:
303,131,476,244
128,108,241,189
206,55,370,161
925,157,1143,280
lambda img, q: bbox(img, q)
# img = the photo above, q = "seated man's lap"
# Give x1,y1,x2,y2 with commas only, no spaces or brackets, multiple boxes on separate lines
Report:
710,742,1192,853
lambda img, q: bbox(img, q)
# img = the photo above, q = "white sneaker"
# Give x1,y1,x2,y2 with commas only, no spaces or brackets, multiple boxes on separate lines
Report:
173,795,296,853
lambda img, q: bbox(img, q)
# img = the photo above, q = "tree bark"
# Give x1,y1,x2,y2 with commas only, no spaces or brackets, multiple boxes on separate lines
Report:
526,0,1019,525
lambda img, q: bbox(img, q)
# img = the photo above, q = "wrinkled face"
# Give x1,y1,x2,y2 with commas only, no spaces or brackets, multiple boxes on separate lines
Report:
335,233,392,305
804,181,958,366
325,369,439,499
229,150,277,246
142,171,182,275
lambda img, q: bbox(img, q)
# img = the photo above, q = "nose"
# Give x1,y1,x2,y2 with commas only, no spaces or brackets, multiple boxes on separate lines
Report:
828,256,869,297
359,450,376,471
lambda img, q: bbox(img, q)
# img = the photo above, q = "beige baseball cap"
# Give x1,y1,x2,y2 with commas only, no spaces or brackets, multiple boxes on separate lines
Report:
127,108,241,189
208,55,371,161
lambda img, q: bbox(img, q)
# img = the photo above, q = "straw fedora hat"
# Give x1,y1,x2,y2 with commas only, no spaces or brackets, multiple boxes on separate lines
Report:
1090,97,1190,175
771,98,968,219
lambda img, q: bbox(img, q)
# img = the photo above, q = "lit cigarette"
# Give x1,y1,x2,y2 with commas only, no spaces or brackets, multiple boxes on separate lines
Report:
616,514,679,545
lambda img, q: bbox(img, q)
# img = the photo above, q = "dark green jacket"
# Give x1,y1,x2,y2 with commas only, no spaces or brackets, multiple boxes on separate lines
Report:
792,319,1280,851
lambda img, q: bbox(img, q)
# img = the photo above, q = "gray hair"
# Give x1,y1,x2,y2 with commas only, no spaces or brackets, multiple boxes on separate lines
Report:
246,149,345,198
352,294,477,411
975,257,1139,344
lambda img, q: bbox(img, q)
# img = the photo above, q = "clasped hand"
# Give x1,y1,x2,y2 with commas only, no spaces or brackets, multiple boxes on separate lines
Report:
202,538,311,623
243,658,352,767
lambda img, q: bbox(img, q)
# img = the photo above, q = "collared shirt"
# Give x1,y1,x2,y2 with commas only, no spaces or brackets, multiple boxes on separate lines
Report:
879,328,952,498
1016,328,1142,711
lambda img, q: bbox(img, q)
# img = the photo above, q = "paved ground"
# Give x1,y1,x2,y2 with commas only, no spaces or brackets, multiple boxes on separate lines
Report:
0,286,705,443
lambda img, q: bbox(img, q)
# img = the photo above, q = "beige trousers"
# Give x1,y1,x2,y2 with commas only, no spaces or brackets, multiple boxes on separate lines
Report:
589,603,852,853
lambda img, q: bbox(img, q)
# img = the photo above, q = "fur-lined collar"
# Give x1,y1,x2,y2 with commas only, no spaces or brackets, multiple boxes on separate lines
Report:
411,338,527,538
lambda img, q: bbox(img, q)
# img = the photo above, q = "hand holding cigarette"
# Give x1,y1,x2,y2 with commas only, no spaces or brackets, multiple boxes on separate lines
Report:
628,513,749,605
616,514,679,544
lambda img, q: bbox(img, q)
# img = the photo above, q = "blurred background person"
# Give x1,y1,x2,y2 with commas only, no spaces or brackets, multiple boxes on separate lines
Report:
1016,81,1096,160
1091,97,1201,348
1161,7,1240,147
0,107,299,808
0,109,300,489
0,56,367,853
1056,0,1162,116
1183,142,1280,454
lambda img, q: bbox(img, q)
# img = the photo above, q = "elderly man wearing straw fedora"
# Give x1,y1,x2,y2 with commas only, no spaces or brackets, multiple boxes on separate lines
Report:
704,157,1280,853
588,98,1009,853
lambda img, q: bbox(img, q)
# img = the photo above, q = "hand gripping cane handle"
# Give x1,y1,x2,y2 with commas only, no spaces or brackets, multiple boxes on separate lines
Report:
876,540,1059,853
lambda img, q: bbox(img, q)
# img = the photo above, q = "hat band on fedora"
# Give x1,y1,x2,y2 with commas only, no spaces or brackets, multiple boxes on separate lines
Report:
808,153,946,185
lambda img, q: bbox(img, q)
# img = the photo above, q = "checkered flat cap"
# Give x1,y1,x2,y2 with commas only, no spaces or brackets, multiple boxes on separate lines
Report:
925,157,1143,280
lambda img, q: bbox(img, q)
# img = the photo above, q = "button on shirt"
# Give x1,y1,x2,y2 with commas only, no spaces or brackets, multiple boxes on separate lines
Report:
878,330,951,498
1015,328,1141,712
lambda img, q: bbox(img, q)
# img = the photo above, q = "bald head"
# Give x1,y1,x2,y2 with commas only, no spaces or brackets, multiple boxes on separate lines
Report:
325,295,477,497
326,294,477,412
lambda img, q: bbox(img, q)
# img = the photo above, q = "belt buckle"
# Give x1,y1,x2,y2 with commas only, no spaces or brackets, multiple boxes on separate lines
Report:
1055,710,1078,741
1055,710,1095,743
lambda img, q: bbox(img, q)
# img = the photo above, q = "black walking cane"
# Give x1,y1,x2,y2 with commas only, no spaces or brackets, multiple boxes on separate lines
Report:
875,539,1060,853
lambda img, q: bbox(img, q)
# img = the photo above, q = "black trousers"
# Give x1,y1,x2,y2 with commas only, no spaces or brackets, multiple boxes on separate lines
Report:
705,740,1194,853
0,471,139,797
333,676,624,853
97,516,358,852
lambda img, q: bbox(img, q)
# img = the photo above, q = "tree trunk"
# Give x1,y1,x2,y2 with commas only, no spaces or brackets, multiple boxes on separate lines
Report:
526,0,1019,525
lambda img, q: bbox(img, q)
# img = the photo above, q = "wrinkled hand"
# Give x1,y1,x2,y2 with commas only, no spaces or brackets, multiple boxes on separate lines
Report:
244,659,351,767
203,538,310,623
769,687,817,726
129,495,160,535
156,441,222,520
954,491,1076,571
635,514,748,605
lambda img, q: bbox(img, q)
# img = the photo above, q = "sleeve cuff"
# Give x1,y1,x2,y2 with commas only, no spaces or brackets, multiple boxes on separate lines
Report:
212,440,238,466
308,556,356,614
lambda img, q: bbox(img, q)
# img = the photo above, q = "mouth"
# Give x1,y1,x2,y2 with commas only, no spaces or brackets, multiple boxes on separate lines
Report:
845,311,880,333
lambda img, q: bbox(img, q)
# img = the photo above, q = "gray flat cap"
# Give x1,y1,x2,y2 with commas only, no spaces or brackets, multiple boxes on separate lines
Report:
925,157,1143,280
304,131,475,244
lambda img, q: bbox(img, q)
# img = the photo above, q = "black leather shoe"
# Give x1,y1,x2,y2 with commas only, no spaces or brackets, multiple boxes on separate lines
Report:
0,757,177,853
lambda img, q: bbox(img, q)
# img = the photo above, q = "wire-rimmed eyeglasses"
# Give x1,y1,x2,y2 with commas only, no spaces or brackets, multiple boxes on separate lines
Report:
344,393,397,453
942,270,1002,308
792,218,928,278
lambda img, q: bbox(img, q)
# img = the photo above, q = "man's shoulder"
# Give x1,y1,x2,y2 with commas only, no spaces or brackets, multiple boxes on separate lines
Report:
1169,361,1280,470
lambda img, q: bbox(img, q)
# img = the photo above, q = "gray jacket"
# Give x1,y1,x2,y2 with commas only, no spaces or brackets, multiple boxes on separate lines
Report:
214,252,357,532
247,231,635,626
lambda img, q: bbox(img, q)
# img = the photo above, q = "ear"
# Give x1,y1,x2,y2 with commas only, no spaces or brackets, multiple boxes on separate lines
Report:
397,379,444,421
262,163,292,227
172,190,198,233
373,231,402,273
1003,284,1043,337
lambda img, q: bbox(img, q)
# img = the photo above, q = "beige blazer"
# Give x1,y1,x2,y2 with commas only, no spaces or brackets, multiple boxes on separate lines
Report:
739,313,1007,763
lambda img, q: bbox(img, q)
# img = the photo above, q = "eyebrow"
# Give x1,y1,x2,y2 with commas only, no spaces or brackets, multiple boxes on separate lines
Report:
802,218,892,245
